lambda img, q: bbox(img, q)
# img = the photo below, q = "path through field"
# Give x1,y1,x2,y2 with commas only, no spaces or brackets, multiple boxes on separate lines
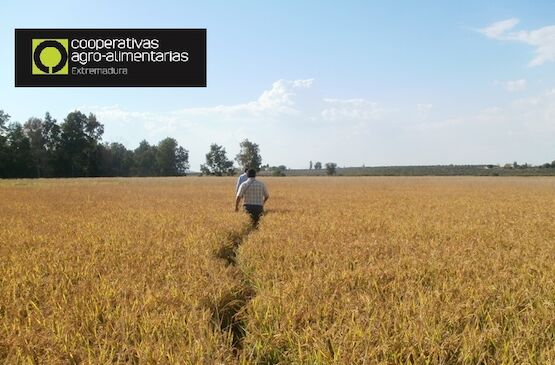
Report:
209,223,256,353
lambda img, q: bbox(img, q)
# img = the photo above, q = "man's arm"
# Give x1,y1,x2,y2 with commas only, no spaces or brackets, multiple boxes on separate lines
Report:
263,184,269,203
235,184,244,212
236,176,241,192
235,195,241,212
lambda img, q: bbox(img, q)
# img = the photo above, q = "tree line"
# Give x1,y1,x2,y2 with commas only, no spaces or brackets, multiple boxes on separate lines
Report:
0,109,275,179
0,110,189,178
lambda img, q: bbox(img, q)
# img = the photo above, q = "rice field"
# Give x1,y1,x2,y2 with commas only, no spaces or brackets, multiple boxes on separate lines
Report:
1,177,554,364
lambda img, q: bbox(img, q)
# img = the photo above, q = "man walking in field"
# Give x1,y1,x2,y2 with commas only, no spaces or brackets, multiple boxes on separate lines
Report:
236,168,249,193
235,169,269,226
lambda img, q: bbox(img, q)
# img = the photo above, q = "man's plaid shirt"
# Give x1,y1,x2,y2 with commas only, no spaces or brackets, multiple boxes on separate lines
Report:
236,178,269,206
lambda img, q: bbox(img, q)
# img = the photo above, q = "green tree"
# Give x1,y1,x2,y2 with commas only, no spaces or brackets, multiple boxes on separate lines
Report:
42,112,61,176
0,110,9,134
325,162,337,176
83,113,105,177
156,138,189,176
134,140,158,176
6,123,34,177
175,146,189,175
22,113,62,177
109,142,134,176
97,142,134,177
43,113,60,151
58,111,104,177
270,165,287,176
0,110,10,177
23,117,46,177
235,139,262,171
314,161,322,170
0,110,199,178
201,143,234,176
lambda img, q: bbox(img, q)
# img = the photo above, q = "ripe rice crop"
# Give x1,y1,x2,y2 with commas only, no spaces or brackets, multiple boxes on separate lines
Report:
0,178,247,363
1,177,554,364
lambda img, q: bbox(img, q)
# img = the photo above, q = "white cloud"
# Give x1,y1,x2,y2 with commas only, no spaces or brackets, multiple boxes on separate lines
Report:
255,78,313,111
480,18,555,67
82,79,385,133
505,79,527,92
77,79,385,168
479,18,520,38
414,104,433,122
77,79,555,168
170,78,315,119
321,98,384,121
416,103,433,113
414,89,555,132
80,79,316,137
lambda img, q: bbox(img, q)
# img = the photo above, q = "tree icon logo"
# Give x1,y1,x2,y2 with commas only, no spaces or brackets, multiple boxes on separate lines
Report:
32,39,69,75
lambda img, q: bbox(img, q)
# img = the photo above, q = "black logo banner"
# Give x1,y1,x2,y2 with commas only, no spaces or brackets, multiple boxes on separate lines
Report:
15,29,206,87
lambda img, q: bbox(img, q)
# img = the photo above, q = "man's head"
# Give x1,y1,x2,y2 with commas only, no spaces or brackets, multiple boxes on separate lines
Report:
247,169,256,178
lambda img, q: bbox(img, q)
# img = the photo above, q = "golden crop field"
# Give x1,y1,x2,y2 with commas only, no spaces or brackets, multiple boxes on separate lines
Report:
1,177,554,364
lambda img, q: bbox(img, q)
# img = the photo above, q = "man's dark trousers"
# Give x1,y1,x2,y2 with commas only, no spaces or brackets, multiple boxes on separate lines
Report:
244,204,263,225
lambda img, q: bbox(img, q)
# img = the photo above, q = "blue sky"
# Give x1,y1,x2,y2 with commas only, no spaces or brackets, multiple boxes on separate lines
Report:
2,0,555,169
